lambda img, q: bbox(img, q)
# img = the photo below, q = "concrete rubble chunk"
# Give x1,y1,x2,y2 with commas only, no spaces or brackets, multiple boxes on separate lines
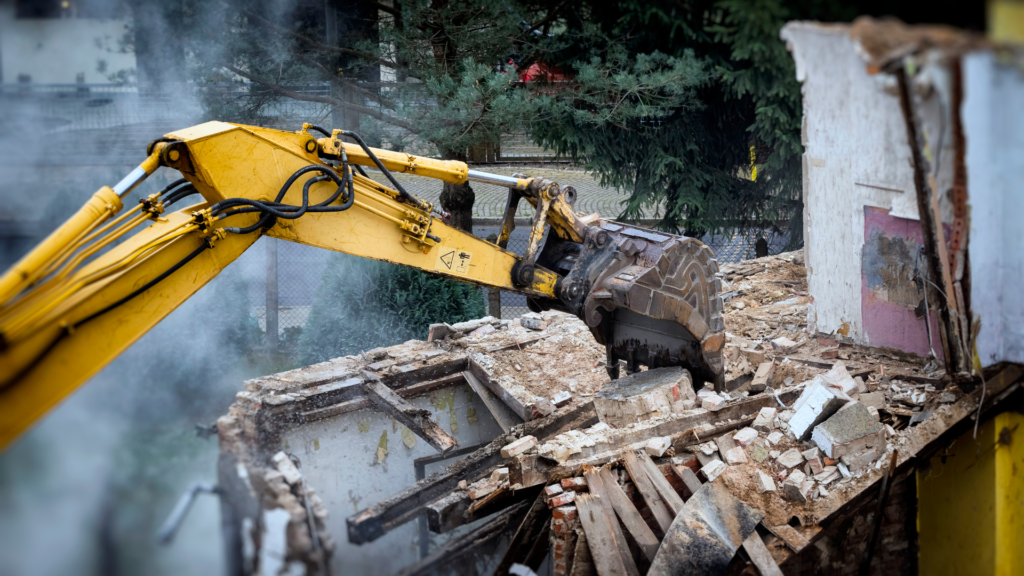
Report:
858,392,886,410
271,451,302,486
777,448,804,468
520,314,547,331
751,361,776,392
769,450,781,459
646,436,673,458
821,361,859,395
811,402,886,460
593,367,696,427
469,480,500,500
702,393,726,411
753,407,777,432
724,446,748,465
837,463,852,478
469,324,496,337
789,378,851,440
939,392,956,403
801,447,819,461
701,459,728,482
755,469,777,493
551,391,572,408
783,470,812,503
714,433,736,456
807,456,823,475
771,336,798,354
501,436,538,459
814,466,839,485
491,468,509,482
750,442,770,463
531,398,556,418
733,427,759,447
766,431,784,445
698,442,718,456
867,405,880,420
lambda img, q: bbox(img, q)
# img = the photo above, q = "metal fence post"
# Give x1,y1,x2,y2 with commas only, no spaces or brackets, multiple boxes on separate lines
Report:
266,237,279,350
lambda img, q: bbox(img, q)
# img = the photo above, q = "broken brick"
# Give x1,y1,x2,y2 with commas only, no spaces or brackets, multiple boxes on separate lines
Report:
547,491,576,508
560,477,588,492
646,436,672,458
812,402,886,460
755,469,777,493
752,407,777,432
724,446,748,465
733,427,759,447
701,460,728,482
501,436,538,459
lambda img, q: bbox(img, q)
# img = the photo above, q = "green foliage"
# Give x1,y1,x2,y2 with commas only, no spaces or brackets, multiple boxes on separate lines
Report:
298,253,485,365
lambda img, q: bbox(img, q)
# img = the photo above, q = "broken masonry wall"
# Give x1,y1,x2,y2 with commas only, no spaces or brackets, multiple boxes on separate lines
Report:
782,23,958,355
963,50,1024,367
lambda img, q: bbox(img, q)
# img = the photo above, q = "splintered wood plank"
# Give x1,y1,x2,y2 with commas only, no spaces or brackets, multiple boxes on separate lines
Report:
671,465,703,500
361,373,458,452
467,357,533,421
742,531,785,576
635,451,685,515
765,524,810,553
463,370,518,433
597,468,660,561
570,529,597,576
576,494,629,576
583,468,641,576
494,491,551,576
622,451,674,534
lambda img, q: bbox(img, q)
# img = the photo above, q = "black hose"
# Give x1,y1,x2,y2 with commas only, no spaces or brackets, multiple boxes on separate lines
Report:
157,178,189,197
334,130,427,210
307,125,331,137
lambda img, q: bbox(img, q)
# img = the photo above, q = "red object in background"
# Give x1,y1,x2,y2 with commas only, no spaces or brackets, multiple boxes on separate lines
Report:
518,62,567,83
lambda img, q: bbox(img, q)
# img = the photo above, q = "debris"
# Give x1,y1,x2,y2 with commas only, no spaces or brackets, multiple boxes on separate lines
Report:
469,324,497,337
531,398,557,418
468,480,500,500
701,460,728,482
702,393,726,411
782,470,813,503
593,367,695,427
520,313,548,331
766,431,784,445
867,405,880,420
750,442,770,463
910,410,934,425
789,378,851,440
742,531,785,576
646,436,673,458
776,448,804,468
811,402,886,460
361,374,459,452
560,477,588,492
502,436,539,459
771,337,798,354
752,407,777,432
547,491,577,509
491,468,510,482
574,494,635,576
733,427,759,447
858,391,886,410
714,433,736,455
939,392,956,403
755,469,777,493
751,361,776,392
552,391,573,408
457,480,467,490
724,446,748,465
622,451,677,530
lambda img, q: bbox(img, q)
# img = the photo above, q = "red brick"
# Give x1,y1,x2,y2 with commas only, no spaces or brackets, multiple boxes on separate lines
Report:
560,477,588,492
544,484,564,499
547,491,576,508
553,505,578,521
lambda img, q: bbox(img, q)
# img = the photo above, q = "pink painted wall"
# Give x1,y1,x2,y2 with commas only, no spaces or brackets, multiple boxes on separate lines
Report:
861,207,944,358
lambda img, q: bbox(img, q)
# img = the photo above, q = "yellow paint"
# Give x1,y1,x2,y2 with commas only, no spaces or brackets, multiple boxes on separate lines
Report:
376,429,388,464
989,0,1024,44
918,411,1024,575
434,246,473,276
400,425,416,449
313,438,320,451
750,145,757,182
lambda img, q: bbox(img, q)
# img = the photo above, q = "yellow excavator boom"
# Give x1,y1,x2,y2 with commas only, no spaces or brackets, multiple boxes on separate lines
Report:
0,121,725,450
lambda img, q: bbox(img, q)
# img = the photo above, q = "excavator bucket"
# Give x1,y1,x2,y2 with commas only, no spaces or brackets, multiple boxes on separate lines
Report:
535,219,726,390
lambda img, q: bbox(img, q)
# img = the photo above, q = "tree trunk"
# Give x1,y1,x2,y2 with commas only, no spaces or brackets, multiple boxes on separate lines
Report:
440,180,475,234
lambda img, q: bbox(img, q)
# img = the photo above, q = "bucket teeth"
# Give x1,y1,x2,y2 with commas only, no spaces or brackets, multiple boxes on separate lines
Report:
565,223,725,389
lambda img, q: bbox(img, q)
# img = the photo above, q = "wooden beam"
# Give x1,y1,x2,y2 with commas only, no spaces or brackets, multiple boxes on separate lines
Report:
621,451,674,534
297,373,465,423
575,494,629,576
347,400,597,544
742,531,785,576
570,528,596,576
494,491,551,576
583,467,640,576
463,370,519,433
671,465,703,499
361,372,458,453
467,357,533,421
635,451,685,516
395,500,531,576
597,468,659,561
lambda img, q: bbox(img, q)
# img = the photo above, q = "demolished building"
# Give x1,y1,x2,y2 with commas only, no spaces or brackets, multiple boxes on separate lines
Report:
209,17,1024,576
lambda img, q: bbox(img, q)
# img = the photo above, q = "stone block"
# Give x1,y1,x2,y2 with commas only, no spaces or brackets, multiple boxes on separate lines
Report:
755,469,777,493
502,436,538,458
552,391,572,408
766,431,784,445
733,427,759,447
801,447,819,460
858,392,886,410
811,402,886,459
751,362,775,392
701,460,728,482
702,393,726,411
593,367,696,427
724,446,748,465
783,470,812,503
771,336,798,354
752,407,777,432
789,379,851,440
777,448,804,468
646,436,672,458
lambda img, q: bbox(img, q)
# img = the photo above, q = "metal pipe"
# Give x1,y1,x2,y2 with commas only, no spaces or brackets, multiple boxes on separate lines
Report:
113,151,161,198
157,482,220,544
466,170,530,190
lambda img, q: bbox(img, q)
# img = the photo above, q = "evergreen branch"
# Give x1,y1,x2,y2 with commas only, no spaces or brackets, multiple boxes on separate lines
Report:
221,64,419,133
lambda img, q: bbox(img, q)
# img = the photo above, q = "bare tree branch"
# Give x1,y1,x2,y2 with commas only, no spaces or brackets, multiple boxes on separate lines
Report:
221,64,419,133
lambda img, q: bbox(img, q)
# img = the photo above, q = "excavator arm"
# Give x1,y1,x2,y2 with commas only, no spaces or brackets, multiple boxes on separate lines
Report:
0,121,724,449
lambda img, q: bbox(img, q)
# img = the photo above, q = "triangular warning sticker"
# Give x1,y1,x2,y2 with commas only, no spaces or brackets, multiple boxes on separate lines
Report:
440,250,455,269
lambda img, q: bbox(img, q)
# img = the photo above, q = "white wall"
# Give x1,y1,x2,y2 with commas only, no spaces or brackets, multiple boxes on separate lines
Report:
0,2,135,84
963,52,1024,366
781,23,954,344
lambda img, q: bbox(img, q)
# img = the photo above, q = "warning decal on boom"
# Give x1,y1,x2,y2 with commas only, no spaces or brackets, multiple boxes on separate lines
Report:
435,246,472,275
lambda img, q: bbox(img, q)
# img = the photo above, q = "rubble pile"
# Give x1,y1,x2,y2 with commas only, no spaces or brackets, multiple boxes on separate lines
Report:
216,249,1005,575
